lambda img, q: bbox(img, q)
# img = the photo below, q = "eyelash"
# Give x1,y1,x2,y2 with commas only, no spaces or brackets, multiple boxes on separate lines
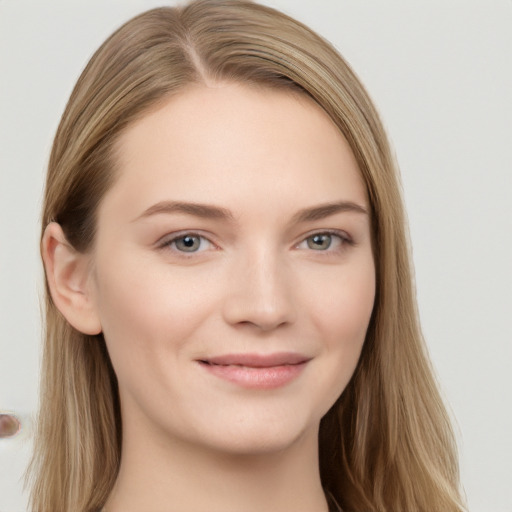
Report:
295,230,354,253
157,229,354,256
157,232,217,256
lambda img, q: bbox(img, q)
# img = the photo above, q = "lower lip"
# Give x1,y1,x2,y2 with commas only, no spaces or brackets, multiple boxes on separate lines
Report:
199,361,307,389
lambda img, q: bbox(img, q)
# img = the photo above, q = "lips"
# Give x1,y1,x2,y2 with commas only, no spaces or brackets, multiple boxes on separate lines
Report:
200,352,310,368
197,352,310,389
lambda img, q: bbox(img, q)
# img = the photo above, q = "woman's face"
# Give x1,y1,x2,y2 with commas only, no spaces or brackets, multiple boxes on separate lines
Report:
88,83,375,455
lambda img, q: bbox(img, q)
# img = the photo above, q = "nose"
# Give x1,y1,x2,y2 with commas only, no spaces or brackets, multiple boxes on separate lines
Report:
222,248,296,331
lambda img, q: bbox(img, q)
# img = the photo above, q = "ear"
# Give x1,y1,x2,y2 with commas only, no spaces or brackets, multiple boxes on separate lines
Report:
41,222,102,335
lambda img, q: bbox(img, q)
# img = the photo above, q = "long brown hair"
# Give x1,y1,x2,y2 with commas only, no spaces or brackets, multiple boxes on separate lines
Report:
29,1,466,511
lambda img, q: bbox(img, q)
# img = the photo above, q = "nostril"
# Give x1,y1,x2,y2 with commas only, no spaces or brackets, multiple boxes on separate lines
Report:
0,413,22,439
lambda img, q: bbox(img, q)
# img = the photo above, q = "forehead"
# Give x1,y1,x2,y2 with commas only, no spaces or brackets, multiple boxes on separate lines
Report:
102,82,367,220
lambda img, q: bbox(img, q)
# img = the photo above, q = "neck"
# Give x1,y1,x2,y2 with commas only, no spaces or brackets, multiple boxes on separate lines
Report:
104,416,329,512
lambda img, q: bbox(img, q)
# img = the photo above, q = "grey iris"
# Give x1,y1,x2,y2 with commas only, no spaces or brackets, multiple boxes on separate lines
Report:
307,234,332,250
176,235,201,252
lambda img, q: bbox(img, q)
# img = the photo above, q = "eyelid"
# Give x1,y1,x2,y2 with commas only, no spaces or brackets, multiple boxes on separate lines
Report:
156,230,218,253
294,229,354,250
154,228,354,254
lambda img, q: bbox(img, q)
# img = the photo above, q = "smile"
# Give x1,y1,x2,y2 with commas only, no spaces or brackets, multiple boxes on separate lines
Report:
197,352,311,389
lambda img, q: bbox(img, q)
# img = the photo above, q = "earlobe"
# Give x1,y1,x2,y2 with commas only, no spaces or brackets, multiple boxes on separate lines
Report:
41,222,102,335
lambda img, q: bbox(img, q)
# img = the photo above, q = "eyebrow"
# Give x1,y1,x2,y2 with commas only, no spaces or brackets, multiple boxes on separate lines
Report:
134,201,236,222
133,200,368,223
291,201,368,223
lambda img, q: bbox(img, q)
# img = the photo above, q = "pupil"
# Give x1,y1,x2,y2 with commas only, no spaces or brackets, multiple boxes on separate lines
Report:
183,236,195,247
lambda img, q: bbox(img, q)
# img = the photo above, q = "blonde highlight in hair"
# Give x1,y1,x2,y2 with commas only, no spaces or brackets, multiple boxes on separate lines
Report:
29,1,466,511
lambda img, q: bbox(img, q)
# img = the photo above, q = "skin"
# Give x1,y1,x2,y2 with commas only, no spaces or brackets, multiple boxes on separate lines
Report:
43,83,375,512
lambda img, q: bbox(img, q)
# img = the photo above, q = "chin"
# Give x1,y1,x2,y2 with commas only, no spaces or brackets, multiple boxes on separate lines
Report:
190,410,321,459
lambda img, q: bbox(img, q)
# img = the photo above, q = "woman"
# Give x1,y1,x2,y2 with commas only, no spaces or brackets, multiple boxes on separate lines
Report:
29,1,466,511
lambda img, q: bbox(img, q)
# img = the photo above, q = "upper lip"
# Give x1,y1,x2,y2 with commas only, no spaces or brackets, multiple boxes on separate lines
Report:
199,352,311,368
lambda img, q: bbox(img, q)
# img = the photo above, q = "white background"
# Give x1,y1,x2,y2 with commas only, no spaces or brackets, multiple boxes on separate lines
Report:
1,1,511,511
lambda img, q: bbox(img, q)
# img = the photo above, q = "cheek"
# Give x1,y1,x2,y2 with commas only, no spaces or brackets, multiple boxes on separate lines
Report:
91,253,217,368
310,261,375,347
306,259,375,400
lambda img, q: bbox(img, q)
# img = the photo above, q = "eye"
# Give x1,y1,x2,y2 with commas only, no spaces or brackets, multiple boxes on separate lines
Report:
162,233,214,253
296,231,350,251
307,233,334,250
